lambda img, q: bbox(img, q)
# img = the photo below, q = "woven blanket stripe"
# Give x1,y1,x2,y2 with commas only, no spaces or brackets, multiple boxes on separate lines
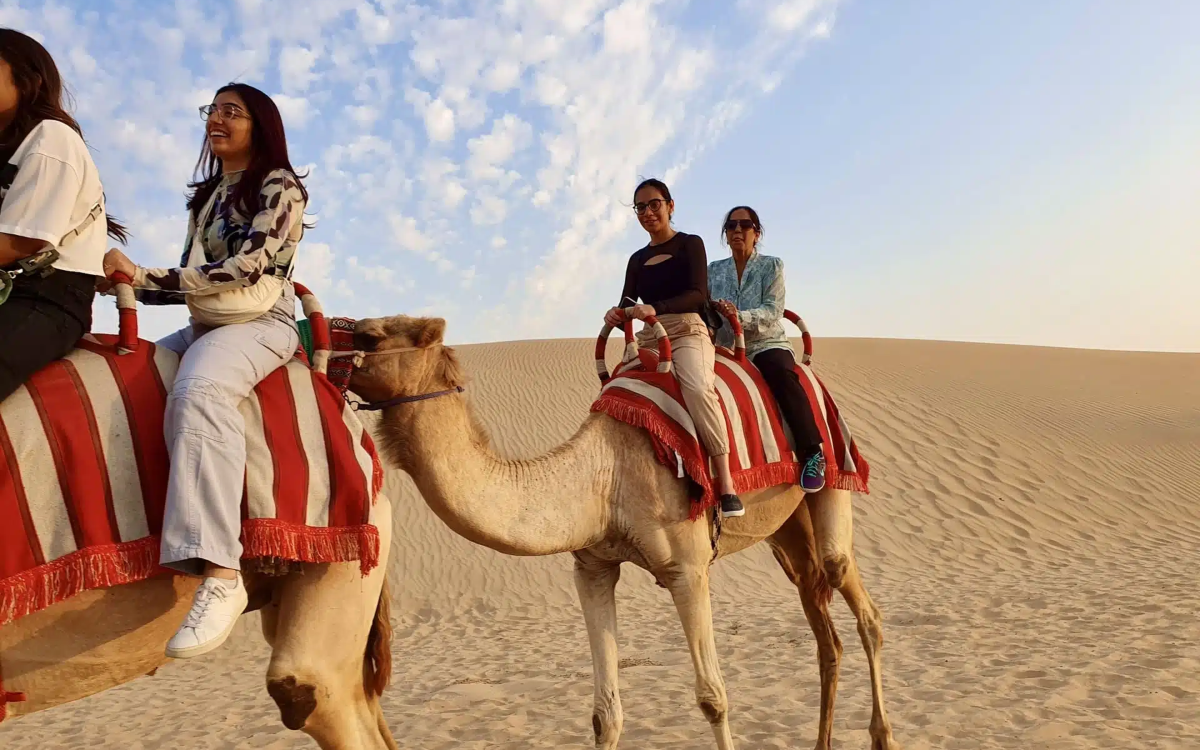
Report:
592,349,870,515
0,334,382,627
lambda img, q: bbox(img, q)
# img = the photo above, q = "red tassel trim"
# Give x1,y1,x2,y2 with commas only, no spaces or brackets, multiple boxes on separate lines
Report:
0,536,164,628
0,661,28,724
241,520,381,576
1,523,381,628
594,395,874,522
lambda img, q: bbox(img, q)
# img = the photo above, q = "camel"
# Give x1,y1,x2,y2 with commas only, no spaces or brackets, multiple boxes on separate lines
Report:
346,313,900,750
0,493,398,750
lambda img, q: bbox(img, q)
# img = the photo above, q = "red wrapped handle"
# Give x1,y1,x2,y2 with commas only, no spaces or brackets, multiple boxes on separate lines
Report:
108,271,138,355
594,308,673,384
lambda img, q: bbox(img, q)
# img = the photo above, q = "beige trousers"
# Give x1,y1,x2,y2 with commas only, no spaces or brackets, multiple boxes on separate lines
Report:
638,313,729,457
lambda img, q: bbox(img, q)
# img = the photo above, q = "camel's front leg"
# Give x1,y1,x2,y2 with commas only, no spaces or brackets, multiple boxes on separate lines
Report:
574,554,624,749
664,565,735,750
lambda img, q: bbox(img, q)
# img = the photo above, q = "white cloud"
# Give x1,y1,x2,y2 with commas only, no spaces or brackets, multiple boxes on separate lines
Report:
292,241,334,297
467,113,533,180
3,0,842,346
280,45,320,92
273,94,314,129
470,194,508,226
390,214,434,254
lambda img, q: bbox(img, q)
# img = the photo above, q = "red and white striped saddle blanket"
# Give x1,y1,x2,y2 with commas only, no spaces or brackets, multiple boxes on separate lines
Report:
591,347,869,518
0,333,384,627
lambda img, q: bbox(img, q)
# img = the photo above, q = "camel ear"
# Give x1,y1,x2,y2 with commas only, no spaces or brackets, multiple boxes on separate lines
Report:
416,318,446,348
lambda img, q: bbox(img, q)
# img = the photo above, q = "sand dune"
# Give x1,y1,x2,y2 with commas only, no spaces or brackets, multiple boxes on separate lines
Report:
2,337,1198,749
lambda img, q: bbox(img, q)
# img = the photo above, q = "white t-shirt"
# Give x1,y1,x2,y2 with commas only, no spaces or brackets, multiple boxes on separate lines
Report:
0,119,108,276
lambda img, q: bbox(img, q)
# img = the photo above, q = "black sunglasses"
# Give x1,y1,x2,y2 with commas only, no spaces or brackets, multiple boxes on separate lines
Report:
724,219,756,232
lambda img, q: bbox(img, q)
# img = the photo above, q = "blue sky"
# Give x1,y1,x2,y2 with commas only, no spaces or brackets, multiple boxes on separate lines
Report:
5,0,1197,352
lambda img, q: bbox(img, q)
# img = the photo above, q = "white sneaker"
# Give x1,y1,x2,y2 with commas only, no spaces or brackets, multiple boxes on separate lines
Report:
165,574,248,659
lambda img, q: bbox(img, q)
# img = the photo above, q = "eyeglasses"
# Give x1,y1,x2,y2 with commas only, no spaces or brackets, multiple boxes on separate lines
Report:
634,198,668,215
724,219,756,232
199,103,250,122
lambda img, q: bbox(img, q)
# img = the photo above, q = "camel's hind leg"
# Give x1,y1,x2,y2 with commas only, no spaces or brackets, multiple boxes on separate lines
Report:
768,508,843,750
573,552,624,749
808,488,900,750
262,500,397,749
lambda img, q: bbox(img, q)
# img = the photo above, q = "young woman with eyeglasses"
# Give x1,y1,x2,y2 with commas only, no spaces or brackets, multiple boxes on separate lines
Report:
708,206,826,493
102,83,308,660
0,29,128,401
604,178,745,518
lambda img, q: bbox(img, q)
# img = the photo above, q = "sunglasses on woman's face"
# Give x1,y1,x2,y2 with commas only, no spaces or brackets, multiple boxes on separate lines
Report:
724,219,756,232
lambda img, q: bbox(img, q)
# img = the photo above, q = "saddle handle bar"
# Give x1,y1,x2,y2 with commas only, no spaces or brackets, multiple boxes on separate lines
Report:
594,308,673,385
595,305,813,382
102,276,332,372
709,302,812,366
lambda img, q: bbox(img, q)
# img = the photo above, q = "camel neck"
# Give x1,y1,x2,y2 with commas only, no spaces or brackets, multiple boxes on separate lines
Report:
378,392,613,556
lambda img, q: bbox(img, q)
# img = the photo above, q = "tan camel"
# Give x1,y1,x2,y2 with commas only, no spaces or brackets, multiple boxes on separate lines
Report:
0,495,397,749
347,314,900,750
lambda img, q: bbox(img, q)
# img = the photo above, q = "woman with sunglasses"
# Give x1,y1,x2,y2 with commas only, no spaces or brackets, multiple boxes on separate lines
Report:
605,178,745,518
102,83,308,660
0,29,128,401
709,206,826,493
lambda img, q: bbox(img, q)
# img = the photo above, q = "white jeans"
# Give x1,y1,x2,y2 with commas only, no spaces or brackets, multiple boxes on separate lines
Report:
157,288,299,575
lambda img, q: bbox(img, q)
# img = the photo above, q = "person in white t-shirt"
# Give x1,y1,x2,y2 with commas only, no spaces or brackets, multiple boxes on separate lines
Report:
0,28,128,401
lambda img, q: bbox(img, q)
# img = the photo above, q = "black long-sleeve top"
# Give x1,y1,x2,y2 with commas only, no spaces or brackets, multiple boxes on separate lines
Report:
617,231,709,315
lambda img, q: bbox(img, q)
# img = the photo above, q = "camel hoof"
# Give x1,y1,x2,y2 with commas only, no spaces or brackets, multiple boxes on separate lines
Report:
267,675,318,730
822,555,849,589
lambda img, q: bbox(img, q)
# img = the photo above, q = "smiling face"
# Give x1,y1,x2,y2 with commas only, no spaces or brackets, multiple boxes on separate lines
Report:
725,208,759,255
205,89,254,165
634,185,673,235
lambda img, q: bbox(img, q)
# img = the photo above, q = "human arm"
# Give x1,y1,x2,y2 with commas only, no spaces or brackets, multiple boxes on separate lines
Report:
0,233,49,266
606,252,641,326
647,234,708,314
132,170,303,295
737,257,785,335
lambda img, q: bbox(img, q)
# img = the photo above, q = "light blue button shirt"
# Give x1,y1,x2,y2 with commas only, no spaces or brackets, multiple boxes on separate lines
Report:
708,251,793,359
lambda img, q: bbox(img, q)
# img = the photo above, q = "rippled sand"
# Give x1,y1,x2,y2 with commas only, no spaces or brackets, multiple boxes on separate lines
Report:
3,338,1197,749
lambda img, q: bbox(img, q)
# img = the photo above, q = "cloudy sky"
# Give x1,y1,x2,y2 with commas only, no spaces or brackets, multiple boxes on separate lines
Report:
5,1,1197,352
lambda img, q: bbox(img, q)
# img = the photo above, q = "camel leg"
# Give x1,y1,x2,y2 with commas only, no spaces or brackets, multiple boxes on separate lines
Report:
664,565,735,750
836,557,900,750
768,510,843,750
263,500,397,749
806,488,854,587
574,554,624,749
808,489,900,750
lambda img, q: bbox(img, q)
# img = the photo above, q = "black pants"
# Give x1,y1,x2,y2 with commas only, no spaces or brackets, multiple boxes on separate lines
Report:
0,269,95,402
752,347,823,458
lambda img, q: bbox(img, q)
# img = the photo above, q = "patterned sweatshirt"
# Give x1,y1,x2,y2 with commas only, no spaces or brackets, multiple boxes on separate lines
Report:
708,251,792,358
134,168,305,304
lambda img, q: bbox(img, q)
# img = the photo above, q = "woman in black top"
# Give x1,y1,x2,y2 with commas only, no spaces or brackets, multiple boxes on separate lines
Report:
604,178,744,518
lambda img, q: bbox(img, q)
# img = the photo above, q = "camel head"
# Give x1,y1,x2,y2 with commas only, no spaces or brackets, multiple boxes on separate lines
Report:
346,315,466,405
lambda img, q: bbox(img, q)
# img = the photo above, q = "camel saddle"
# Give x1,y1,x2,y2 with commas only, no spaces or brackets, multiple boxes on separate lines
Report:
591,309,869,518
0,331,385,629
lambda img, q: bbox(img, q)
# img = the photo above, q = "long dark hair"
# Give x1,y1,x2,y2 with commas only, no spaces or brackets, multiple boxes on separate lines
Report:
186,83,309,223
0,28,128,244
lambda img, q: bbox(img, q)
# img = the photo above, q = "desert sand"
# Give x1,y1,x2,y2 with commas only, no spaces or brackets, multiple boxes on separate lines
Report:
1,336,1197,749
